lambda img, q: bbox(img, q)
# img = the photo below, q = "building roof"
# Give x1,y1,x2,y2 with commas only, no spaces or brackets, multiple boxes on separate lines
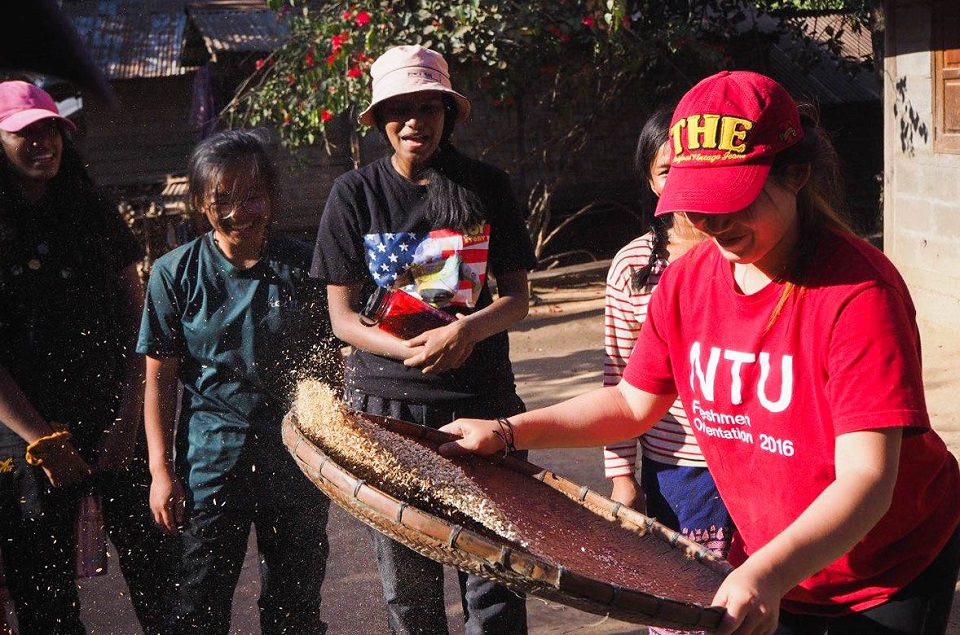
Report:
771,13,881,105
62,0,282,80
186,4,287,59
64,1,191,80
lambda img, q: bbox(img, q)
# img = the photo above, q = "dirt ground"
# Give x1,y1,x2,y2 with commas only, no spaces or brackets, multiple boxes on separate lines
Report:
70,277,960,634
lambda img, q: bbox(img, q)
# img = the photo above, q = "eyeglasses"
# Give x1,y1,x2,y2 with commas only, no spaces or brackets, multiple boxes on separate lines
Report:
207,195,269,220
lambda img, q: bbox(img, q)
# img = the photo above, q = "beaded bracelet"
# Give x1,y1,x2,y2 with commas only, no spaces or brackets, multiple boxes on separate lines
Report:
494,417,516,456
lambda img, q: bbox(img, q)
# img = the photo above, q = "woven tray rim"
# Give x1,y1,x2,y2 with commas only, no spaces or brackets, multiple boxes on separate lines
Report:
283,409,730,630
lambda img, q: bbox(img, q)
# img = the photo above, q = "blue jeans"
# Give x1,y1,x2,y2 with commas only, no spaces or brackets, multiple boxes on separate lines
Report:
350,391,529,635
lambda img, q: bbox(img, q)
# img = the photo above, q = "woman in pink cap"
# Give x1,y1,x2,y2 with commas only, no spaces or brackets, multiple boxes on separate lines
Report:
438,71,960,635
0,80,168,634
311,45,534,634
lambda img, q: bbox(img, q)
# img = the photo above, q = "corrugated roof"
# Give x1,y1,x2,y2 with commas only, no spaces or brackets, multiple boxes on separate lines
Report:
63,0,281,80
188,8,287,55
66,1,191,80
771,13,881,105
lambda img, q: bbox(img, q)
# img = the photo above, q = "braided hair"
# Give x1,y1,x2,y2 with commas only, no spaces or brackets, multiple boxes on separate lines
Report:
630,108,673,293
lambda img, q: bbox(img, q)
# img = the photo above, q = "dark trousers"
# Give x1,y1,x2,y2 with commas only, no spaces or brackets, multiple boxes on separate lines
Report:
0,444,85,635
777,521,960,634
97,444,180,635
168,494,331,635
349,390,529,635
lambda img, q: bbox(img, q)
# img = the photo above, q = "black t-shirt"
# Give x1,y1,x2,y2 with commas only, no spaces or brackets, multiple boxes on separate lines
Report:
0,189,143,457
311,153,537,403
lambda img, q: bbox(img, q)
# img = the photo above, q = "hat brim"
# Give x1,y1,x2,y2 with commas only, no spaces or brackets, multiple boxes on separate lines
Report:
358,87,471,127
0,109,76,133
654,161,772,217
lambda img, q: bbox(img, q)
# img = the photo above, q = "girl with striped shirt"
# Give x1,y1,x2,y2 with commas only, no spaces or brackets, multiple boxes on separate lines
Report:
602,110,734,564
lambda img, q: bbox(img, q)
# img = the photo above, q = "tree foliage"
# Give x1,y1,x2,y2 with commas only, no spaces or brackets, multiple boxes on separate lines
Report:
224,0,877,262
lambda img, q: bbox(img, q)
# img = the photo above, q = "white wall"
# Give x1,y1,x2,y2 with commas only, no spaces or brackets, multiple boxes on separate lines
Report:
884,0,960,329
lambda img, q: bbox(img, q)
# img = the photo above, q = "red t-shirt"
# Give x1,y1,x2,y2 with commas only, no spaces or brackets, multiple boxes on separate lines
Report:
623,229,960,615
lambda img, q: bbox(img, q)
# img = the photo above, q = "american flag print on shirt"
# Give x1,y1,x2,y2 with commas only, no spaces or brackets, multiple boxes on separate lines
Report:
363,223,491,309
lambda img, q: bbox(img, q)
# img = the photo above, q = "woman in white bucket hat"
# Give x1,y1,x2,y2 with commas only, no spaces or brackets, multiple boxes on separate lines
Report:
311,45,535,634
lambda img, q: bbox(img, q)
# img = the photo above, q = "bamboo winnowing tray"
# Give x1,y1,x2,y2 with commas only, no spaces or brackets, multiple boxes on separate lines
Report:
282,409,731,631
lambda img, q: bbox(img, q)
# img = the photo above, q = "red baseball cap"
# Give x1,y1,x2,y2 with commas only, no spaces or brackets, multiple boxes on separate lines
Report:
0,80,76,133
655,70,802,216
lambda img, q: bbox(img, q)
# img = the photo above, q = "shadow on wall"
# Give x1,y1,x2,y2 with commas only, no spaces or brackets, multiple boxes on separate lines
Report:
893,75,929,156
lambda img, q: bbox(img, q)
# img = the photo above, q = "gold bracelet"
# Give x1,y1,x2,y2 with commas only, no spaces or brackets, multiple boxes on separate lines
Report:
25,430,72,466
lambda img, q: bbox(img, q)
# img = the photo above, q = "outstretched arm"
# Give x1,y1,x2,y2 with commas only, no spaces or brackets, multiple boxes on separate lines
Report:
439,381,675,456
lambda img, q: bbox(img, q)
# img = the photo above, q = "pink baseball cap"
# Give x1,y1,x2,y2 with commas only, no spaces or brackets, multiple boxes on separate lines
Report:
655,71,802,216
358,45,471,126
0,80,77,133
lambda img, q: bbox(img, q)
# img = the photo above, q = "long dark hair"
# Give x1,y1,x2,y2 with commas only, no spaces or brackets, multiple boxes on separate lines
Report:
0,122,96,209
630,108,673,293
375,94,485,230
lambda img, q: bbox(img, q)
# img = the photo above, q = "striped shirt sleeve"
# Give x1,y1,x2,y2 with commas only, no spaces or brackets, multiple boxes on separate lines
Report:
602,234,706,478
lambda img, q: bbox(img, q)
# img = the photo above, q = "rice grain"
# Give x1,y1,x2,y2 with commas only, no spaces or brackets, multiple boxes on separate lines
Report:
295,379,523,544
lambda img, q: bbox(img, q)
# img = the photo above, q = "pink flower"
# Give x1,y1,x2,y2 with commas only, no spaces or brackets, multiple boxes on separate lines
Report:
355,11,371,26
581,15,595,28
321,110,333,122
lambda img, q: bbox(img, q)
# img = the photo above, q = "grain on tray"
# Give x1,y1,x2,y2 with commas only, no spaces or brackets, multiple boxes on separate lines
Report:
295,379,523,545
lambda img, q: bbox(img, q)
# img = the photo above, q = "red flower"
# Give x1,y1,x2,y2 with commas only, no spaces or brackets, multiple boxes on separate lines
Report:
286,74,295,85
331,32,349,54
622,15,631,27
559,33,571,42
342,10,352,20
355,11,371,26
255,58,265,70
327,53,337,66
305,51,315,67
321,110,333,122
347,67,362,78
581,15,595,28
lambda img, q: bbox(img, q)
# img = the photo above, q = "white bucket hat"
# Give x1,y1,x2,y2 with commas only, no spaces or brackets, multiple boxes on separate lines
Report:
358,45,471,126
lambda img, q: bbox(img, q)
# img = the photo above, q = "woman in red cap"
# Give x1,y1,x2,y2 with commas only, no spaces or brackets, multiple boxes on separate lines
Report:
311,45,535,635
0,80,165,634
438,71,960,635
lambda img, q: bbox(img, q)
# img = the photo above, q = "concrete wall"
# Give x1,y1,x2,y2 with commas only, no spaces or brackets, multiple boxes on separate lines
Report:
884,0,960,328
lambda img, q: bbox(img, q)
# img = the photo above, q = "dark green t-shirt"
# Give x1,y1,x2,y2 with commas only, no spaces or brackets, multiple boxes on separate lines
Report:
137,232,338,509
